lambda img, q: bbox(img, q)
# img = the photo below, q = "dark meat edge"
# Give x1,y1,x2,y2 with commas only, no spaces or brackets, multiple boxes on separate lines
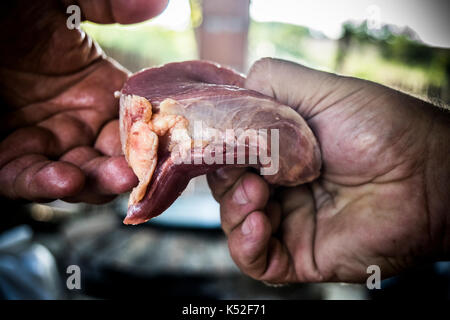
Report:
124,147,255,225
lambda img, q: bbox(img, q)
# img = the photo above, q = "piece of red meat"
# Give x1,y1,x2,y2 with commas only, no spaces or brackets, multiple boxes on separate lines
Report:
119,61,321,225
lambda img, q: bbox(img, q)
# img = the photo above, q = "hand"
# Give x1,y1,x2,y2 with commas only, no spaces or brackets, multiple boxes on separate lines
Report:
0,0,167,203
207,58,450,283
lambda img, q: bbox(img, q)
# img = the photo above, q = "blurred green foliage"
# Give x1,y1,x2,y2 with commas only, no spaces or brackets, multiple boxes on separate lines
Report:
248,20,449,103
82,22,198,72
341,22,449,80
189,0,203,28
248,21,309,60
336,22,450,102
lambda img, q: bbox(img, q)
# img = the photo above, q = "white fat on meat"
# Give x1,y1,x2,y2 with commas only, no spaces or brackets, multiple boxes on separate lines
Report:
121,95,191,205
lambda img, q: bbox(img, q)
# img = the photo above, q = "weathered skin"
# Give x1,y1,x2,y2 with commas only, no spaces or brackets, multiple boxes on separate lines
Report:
119,61,321,225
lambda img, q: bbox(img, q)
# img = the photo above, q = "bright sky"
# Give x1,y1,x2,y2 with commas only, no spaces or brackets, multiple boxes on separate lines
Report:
146,0,192,31
148,0,450,48
250,0,450,47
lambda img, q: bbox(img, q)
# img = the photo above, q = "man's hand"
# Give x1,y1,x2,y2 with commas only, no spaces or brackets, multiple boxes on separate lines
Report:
0,0,167,203
207,58,450,283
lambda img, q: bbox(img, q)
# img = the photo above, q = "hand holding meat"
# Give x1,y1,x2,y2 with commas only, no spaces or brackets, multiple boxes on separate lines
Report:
207,58,450,283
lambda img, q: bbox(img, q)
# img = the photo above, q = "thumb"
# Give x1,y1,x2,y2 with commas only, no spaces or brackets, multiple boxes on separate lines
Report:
77,0,168,24
245,58,343,119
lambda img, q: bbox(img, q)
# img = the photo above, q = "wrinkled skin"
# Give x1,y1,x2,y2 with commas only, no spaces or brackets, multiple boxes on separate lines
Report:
0,0,167,203
207,58,450,283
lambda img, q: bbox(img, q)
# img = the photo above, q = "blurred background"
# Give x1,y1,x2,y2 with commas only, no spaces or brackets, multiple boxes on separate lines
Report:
1,0,449,299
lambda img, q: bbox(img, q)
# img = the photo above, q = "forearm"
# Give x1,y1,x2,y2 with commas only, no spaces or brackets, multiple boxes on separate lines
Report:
424,104,450,258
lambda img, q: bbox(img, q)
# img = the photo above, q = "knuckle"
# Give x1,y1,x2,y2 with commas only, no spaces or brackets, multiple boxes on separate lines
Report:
253,57,273,70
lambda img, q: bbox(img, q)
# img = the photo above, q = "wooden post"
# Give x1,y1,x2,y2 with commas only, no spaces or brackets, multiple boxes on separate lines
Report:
196,0,250,72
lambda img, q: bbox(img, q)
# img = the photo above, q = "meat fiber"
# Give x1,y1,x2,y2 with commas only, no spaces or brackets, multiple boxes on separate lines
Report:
119,61,321,225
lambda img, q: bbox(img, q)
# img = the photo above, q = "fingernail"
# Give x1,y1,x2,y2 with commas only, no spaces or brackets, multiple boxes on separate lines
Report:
232,184,248,205
241,215,253,235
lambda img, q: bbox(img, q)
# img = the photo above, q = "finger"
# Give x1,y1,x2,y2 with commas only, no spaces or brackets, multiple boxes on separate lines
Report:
0,127,58,168
60,146,100,166
228,211,297,283
60,146,106,202
0,154,85,201
63,188,115,204
81,155,137,195
206,167,246,202
78,0,168,24
60,146,136,203
38,113,95,153
62,147,137,196
245,57,341,119
63,155,136,203
220,172,269,235
95,120,123,156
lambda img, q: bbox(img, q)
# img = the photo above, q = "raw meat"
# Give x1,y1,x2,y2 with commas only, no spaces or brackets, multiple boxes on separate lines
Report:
119,61,321,225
